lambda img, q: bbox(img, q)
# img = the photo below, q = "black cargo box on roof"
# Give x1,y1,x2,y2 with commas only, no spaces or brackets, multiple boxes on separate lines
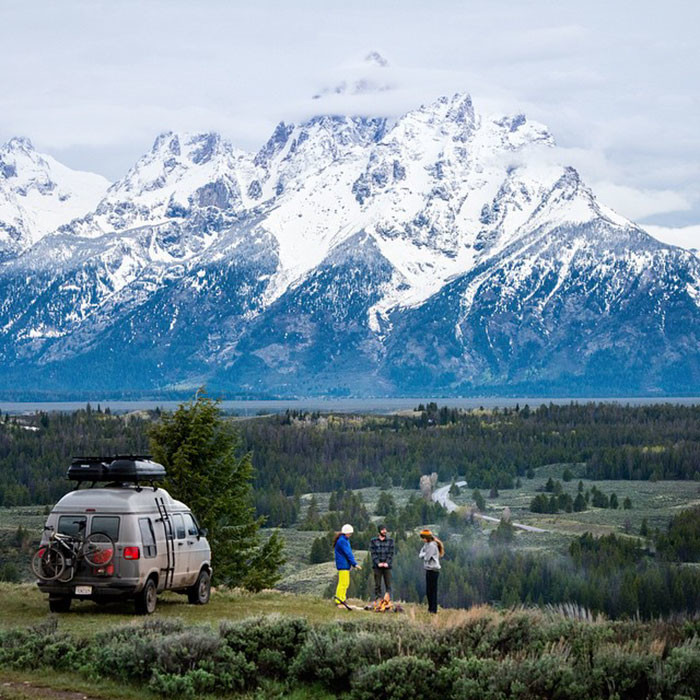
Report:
67,458,109,482
67,455,166,484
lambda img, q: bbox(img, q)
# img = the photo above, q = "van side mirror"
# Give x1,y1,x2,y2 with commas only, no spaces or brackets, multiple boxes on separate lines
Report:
198,527,208,539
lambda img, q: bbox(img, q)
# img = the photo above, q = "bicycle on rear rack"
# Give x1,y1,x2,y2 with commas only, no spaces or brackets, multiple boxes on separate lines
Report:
31,524,114,582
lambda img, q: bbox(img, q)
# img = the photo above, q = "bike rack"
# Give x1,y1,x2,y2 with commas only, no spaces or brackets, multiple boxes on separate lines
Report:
154,496,175,589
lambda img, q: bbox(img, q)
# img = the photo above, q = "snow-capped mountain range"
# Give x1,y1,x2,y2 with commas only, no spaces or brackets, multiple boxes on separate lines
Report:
1,91,698,398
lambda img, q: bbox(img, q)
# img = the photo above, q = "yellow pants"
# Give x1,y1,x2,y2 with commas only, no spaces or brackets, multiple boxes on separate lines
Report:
335,569,350,603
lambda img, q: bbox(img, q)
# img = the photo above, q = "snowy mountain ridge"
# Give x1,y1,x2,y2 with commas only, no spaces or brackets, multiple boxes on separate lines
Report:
0,137,108,260
0,91,698,397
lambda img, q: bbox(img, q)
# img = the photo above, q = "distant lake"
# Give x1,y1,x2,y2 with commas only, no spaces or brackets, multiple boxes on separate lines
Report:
1,396,699,415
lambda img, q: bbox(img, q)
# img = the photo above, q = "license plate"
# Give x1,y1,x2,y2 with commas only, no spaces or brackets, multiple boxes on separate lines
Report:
74,585,92,596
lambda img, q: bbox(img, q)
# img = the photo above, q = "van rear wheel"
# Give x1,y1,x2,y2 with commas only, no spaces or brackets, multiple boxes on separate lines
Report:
135,577,157,615
187,569,211,605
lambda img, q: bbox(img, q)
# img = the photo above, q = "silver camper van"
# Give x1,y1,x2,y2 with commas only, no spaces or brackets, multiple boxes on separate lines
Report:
33,456,212,614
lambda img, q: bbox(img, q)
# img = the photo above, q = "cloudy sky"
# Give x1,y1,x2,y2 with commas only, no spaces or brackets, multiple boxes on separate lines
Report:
1,0,698,239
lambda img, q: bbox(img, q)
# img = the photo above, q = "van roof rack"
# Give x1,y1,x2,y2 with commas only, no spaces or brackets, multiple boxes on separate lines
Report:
67,455,166,488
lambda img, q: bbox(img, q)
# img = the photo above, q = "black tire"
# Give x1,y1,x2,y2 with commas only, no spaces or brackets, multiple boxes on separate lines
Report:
187,569,211,605
83,532,114,567
49,596,71,613
32,546,66,581
135,577,157,615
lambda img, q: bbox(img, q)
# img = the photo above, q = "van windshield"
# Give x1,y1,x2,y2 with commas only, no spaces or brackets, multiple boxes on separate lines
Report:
91,516,119,541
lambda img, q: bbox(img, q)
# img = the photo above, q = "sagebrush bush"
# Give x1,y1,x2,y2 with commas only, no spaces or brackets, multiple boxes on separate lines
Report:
0,619,84,670
219,615,308,678
351,656,441,700
291,626,400,689
89,619,185,681
1,609,699,698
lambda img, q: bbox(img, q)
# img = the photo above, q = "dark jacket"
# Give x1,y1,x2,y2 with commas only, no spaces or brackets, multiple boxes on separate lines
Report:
334,534,358,570
370,536,394,569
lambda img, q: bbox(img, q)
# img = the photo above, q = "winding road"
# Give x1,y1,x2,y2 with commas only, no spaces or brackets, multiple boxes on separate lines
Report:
432,481,548,533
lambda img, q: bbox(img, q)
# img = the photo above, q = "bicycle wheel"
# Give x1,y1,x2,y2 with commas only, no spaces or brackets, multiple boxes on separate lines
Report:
83,532,114,566
31,546,66,581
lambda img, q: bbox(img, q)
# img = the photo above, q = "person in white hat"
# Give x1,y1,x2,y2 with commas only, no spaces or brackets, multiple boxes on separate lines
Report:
333,523,361,608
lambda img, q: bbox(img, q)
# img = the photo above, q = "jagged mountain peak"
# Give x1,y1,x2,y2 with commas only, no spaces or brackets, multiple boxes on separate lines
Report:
2,136,36,155
0,138,109,256
60,129,255,237
148,130,239,165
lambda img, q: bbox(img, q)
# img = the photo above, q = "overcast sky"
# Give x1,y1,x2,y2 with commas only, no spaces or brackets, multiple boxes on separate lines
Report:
1,0,698,234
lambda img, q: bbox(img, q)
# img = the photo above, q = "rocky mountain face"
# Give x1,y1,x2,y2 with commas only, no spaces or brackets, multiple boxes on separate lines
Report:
0,93,698,398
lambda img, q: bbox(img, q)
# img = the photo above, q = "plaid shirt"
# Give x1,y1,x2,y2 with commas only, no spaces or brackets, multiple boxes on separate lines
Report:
370,536,394,569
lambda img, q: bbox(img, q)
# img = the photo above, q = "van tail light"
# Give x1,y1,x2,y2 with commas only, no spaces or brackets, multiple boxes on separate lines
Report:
93,563,114,577
123,547,140,560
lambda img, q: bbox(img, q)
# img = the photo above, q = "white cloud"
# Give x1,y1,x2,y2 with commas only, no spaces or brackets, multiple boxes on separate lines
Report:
643,225,700,254
591,183,692,221
0,0,698,231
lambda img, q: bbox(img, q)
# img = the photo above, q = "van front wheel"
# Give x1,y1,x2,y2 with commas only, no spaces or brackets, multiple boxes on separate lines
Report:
187,569,211,605
135,577,157,615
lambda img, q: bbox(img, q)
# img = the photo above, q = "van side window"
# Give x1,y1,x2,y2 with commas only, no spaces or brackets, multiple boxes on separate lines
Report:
138,518,157,558
172,513,186,539
184,513,199,537
91,516,119,541
58,515,86,537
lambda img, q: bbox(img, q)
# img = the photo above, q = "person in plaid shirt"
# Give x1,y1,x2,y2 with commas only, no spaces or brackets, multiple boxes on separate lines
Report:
369,524,394,607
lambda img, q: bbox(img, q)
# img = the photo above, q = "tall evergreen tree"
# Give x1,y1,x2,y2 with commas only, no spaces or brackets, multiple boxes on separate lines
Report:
149,391,284,590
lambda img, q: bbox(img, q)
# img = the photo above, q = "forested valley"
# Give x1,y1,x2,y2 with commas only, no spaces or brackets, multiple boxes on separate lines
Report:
1,401,699,619
1,401,699,507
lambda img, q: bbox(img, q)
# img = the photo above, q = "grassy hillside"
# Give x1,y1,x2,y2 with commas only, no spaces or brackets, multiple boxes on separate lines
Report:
0,585,698,700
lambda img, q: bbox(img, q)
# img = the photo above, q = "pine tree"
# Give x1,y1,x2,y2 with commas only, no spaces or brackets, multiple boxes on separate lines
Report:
300,496,322,530
149,391,284,590
375,491,396,517
640,518,649,537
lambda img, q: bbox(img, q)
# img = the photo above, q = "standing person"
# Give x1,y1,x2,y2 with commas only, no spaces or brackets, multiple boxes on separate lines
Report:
334,523,361,608
419,528,444,614
369,524,394,608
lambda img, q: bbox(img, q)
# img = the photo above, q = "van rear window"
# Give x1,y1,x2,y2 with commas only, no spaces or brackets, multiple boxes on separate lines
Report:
58,516,86,537
139,518,157,558
91,516,119,541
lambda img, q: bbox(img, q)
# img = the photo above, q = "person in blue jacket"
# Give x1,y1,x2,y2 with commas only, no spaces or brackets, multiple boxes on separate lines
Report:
333,523,361,607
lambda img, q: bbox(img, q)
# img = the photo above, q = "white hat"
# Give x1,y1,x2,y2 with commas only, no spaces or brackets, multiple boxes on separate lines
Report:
341,524,354,535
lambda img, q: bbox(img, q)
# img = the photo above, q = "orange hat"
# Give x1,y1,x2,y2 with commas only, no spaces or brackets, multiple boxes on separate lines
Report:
420,529,432,537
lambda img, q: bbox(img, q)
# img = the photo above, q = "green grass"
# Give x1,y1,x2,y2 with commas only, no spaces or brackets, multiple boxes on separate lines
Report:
0,669,160,700
0,669,336,700
0,583,405,635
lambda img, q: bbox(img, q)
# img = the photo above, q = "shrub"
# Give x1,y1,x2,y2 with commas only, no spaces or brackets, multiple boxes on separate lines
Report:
351,656,441,700
219,615,309,679
90,618,186,681
291,624,399,689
